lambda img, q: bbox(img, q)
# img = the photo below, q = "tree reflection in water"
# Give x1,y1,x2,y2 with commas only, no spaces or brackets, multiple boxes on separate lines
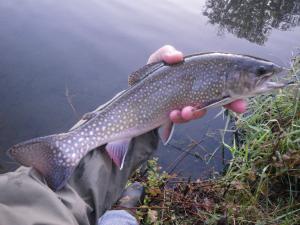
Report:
203,0,300,45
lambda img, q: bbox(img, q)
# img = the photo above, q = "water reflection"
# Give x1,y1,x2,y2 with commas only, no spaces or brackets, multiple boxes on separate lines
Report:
203,0,300,45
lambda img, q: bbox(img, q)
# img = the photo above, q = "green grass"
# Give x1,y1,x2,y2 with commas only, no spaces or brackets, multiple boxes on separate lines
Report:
129,56,300,225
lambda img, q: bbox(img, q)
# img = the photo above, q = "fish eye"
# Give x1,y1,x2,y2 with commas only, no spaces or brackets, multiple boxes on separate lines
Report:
256,66,267,76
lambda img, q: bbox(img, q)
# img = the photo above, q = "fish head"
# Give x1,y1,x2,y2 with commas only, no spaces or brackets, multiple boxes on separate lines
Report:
225,55,287,98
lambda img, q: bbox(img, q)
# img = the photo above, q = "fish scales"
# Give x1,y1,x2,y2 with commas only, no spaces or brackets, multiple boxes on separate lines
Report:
8,52,286,190
65,55,229,152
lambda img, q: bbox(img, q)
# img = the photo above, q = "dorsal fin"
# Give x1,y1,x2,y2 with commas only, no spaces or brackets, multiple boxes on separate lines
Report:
128,61,164,86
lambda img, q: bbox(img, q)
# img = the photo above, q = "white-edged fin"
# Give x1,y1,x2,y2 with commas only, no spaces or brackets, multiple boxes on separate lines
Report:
194,96,232,112
158,120,175,145
105,138,131,170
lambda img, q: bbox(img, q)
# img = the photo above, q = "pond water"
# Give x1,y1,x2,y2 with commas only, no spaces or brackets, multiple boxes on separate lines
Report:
0,0,299,177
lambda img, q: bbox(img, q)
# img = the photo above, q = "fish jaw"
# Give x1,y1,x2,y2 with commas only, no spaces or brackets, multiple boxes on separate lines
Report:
256,81,287,93
253,69,290,95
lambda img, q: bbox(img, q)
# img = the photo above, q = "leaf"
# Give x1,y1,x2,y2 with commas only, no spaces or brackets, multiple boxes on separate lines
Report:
148,187,161,197
202,198,214,211
147,209,158,223
231,181,245,190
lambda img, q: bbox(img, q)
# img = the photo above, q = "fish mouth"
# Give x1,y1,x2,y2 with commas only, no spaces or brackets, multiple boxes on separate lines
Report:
256,71,294,93
264,81,287,89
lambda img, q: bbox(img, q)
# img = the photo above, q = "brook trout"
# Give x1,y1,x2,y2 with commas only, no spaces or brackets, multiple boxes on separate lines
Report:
8,52,288,190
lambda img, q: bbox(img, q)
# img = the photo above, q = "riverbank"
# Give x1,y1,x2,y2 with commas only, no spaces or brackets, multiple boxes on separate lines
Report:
129,55,300,225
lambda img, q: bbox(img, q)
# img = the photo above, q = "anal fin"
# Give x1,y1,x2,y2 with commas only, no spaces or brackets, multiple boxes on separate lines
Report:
158,120,174,145
105,138,131,169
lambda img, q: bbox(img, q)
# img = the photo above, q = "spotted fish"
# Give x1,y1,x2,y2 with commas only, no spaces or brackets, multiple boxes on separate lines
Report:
8,52,288,190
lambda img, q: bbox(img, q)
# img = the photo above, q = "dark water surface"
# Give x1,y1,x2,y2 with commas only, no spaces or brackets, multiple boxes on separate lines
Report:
0,0,299,177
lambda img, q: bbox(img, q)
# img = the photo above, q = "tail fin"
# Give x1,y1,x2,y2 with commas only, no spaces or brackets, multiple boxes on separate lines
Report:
8,134,76,190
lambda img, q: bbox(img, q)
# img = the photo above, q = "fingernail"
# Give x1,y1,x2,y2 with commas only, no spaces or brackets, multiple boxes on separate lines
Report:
173,50,182,55
167,49,180,55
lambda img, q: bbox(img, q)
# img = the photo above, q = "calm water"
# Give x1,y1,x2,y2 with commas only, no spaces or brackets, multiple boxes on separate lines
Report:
0,0,299,177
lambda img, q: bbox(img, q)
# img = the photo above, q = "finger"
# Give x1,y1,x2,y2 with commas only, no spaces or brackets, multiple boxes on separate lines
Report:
162,52,184,64
224,99,247,113
181,106,207,121
170,110,187,123
147,45,183,64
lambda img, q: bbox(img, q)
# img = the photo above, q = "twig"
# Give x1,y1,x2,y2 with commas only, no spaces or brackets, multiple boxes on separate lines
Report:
65,84,79,118
113,205,169,210
166,138,206,174
168,143,204,160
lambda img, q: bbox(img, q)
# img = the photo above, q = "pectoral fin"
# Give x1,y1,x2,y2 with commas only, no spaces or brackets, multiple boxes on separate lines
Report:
194,95,232,112
105,138,131,169
158,120,175,145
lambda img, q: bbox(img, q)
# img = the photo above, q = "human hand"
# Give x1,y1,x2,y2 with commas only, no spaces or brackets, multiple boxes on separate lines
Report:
147,45,247,123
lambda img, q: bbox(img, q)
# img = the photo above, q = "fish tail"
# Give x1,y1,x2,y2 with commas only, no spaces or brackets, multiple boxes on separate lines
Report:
8,134,75,190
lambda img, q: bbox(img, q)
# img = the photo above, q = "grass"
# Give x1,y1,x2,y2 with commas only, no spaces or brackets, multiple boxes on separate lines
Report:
128,55,300,225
